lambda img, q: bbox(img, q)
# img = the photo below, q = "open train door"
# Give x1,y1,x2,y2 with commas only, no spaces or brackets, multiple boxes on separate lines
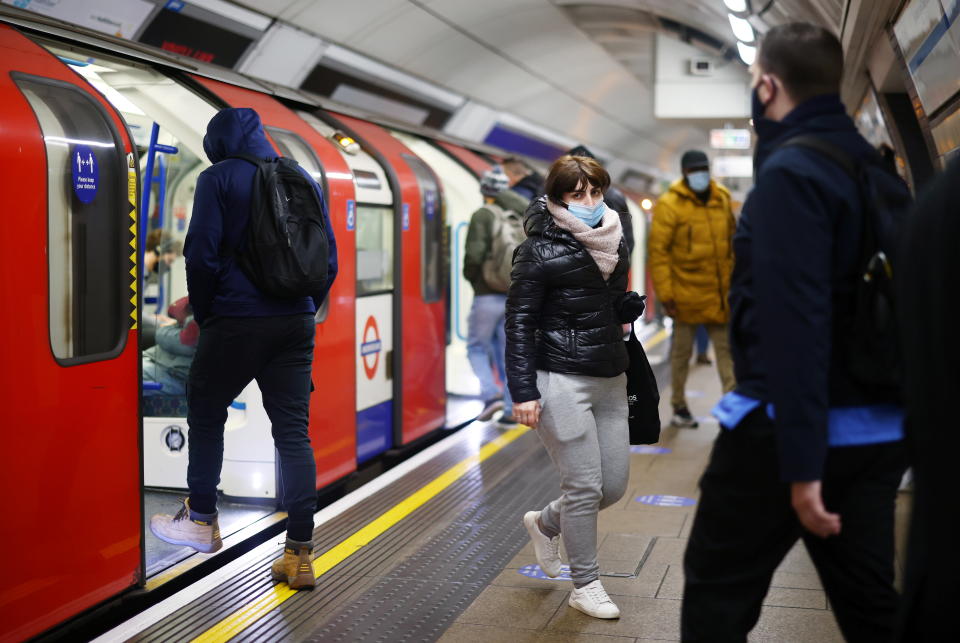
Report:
185,75,359,490
0,24,141,641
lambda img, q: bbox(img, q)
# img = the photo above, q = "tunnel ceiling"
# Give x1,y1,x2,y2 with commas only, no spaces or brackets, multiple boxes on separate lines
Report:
233,0,844,175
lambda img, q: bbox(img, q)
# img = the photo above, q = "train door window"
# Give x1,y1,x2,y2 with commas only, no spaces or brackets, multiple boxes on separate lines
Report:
265,126,331,321
356,206,394,296
40,42,216,314
402,154,445,303
39,42,218,394
14,75,128,363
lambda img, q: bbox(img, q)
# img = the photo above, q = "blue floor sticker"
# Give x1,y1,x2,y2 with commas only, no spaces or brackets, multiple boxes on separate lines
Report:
518,564,572,581
630,446,672,454
636,494,697,507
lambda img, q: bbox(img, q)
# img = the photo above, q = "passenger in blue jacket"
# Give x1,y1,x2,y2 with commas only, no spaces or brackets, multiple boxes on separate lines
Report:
151,108,337,590
681,24,906,641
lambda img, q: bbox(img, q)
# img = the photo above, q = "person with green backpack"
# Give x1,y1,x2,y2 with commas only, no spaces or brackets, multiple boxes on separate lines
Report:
463,167,528,426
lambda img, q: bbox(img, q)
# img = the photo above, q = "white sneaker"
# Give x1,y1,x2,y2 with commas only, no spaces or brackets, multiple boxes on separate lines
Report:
569,579,620,619
523,511,562,577
150,499,222,554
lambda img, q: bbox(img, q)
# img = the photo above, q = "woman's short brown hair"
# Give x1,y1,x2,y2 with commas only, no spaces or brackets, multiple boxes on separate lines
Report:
544,155,611,202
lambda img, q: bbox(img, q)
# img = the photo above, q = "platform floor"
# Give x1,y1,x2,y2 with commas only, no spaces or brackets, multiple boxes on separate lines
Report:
101,344,911,642
442,355,911,642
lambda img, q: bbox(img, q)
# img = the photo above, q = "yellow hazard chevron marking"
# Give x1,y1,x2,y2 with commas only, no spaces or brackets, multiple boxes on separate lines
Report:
190,424,530,643
128,165,137,329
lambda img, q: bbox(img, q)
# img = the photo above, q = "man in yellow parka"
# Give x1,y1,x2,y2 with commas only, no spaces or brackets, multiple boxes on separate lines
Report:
649,150,736,427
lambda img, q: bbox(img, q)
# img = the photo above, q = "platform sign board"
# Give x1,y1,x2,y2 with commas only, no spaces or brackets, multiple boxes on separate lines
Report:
710,128,751,150
894,0,960,115
712,155,753,178
3,0,155,39
138,5,255,66
636,494,697,507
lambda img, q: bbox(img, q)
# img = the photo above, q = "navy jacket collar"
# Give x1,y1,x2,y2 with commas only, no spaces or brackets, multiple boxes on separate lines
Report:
753,94,855,171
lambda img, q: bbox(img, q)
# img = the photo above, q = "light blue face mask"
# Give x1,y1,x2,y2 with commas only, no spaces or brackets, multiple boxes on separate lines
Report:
566,200,606,226
686,170,711,193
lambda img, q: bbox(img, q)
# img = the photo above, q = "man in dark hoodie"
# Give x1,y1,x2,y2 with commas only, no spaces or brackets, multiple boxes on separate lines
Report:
150,108,338,590
566,145,635,255
681,24,907,641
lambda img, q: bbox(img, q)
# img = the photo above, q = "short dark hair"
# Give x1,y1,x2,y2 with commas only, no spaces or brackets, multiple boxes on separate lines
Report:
544,155,611,201
758,23,843,103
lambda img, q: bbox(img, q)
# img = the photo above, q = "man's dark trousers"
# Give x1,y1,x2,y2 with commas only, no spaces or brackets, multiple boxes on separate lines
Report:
187,313,317,542
681,410,905,642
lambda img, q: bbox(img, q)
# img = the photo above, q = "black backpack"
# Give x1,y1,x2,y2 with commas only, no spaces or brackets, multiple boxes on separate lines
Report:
228,153,329,299
779,136,912,394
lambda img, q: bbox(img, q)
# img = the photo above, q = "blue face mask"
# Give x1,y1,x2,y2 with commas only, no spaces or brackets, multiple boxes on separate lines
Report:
566,200,606,226
686,171,710,193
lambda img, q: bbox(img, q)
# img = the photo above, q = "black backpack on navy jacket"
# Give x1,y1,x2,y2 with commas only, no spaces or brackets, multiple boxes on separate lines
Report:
228,153,329,299
779,135,912,397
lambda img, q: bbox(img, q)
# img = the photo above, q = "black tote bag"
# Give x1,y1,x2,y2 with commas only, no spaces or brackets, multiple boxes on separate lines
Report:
626,323,661,445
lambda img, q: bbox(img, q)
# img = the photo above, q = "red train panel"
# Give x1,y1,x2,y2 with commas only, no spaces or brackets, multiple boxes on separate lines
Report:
435,140,492,177
333,114,446,445
0,25,140,642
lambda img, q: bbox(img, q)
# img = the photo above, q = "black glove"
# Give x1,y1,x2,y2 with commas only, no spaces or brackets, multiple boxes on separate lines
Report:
616,291,646,323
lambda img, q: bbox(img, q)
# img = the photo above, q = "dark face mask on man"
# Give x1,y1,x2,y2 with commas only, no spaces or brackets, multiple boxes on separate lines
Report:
750,74,776,129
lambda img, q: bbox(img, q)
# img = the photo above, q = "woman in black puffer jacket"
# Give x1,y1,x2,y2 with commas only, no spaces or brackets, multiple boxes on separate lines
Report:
506,155,645,620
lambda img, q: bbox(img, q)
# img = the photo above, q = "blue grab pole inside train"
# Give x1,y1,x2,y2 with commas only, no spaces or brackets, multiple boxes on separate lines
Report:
139,122,159,272
138,121,179,311
155,154,167,314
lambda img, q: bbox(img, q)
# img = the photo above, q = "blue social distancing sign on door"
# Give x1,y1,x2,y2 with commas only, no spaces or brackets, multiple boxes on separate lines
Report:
72,145,98,204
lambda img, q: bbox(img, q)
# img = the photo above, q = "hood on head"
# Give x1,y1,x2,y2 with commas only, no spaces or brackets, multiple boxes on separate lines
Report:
203,107,277,164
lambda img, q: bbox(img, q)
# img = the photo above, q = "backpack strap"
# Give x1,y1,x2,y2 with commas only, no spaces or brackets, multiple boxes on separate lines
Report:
778,135,878,262
218,154,266,259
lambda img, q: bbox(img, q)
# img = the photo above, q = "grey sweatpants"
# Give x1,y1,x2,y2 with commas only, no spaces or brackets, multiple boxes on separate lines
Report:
534,370,630,587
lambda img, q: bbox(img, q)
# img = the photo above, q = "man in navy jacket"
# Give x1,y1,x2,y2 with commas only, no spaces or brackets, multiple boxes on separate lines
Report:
151,108,337,590
681,24,906,641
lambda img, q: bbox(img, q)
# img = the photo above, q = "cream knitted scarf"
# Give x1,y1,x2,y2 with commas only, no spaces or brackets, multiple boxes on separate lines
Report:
546,199,623,280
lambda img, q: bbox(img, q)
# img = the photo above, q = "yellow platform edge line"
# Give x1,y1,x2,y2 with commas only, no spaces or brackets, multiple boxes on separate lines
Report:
191,424,530,643
644,327,669,351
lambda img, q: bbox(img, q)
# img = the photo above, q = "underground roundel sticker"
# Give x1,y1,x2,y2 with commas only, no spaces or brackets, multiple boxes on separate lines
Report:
361,315,382,380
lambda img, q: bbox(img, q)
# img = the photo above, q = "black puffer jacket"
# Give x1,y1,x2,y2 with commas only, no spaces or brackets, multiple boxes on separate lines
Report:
506,197,634,403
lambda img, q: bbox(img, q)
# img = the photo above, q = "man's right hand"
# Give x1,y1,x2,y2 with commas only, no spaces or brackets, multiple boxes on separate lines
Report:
513,400,542,428
663,300,678,317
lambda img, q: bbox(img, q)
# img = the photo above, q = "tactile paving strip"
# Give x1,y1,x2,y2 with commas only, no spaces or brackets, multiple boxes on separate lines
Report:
132,426,547,642
305,446,560,642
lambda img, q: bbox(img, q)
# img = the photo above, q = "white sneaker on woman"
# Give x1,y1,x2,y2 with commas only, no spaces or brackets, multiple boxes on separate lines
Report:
522,511,562,577
569,579,620,619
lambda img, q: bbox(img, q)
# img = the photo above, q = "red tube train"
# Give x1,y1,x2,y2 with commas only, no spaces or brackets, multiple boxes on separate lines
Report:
0,15,648,642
